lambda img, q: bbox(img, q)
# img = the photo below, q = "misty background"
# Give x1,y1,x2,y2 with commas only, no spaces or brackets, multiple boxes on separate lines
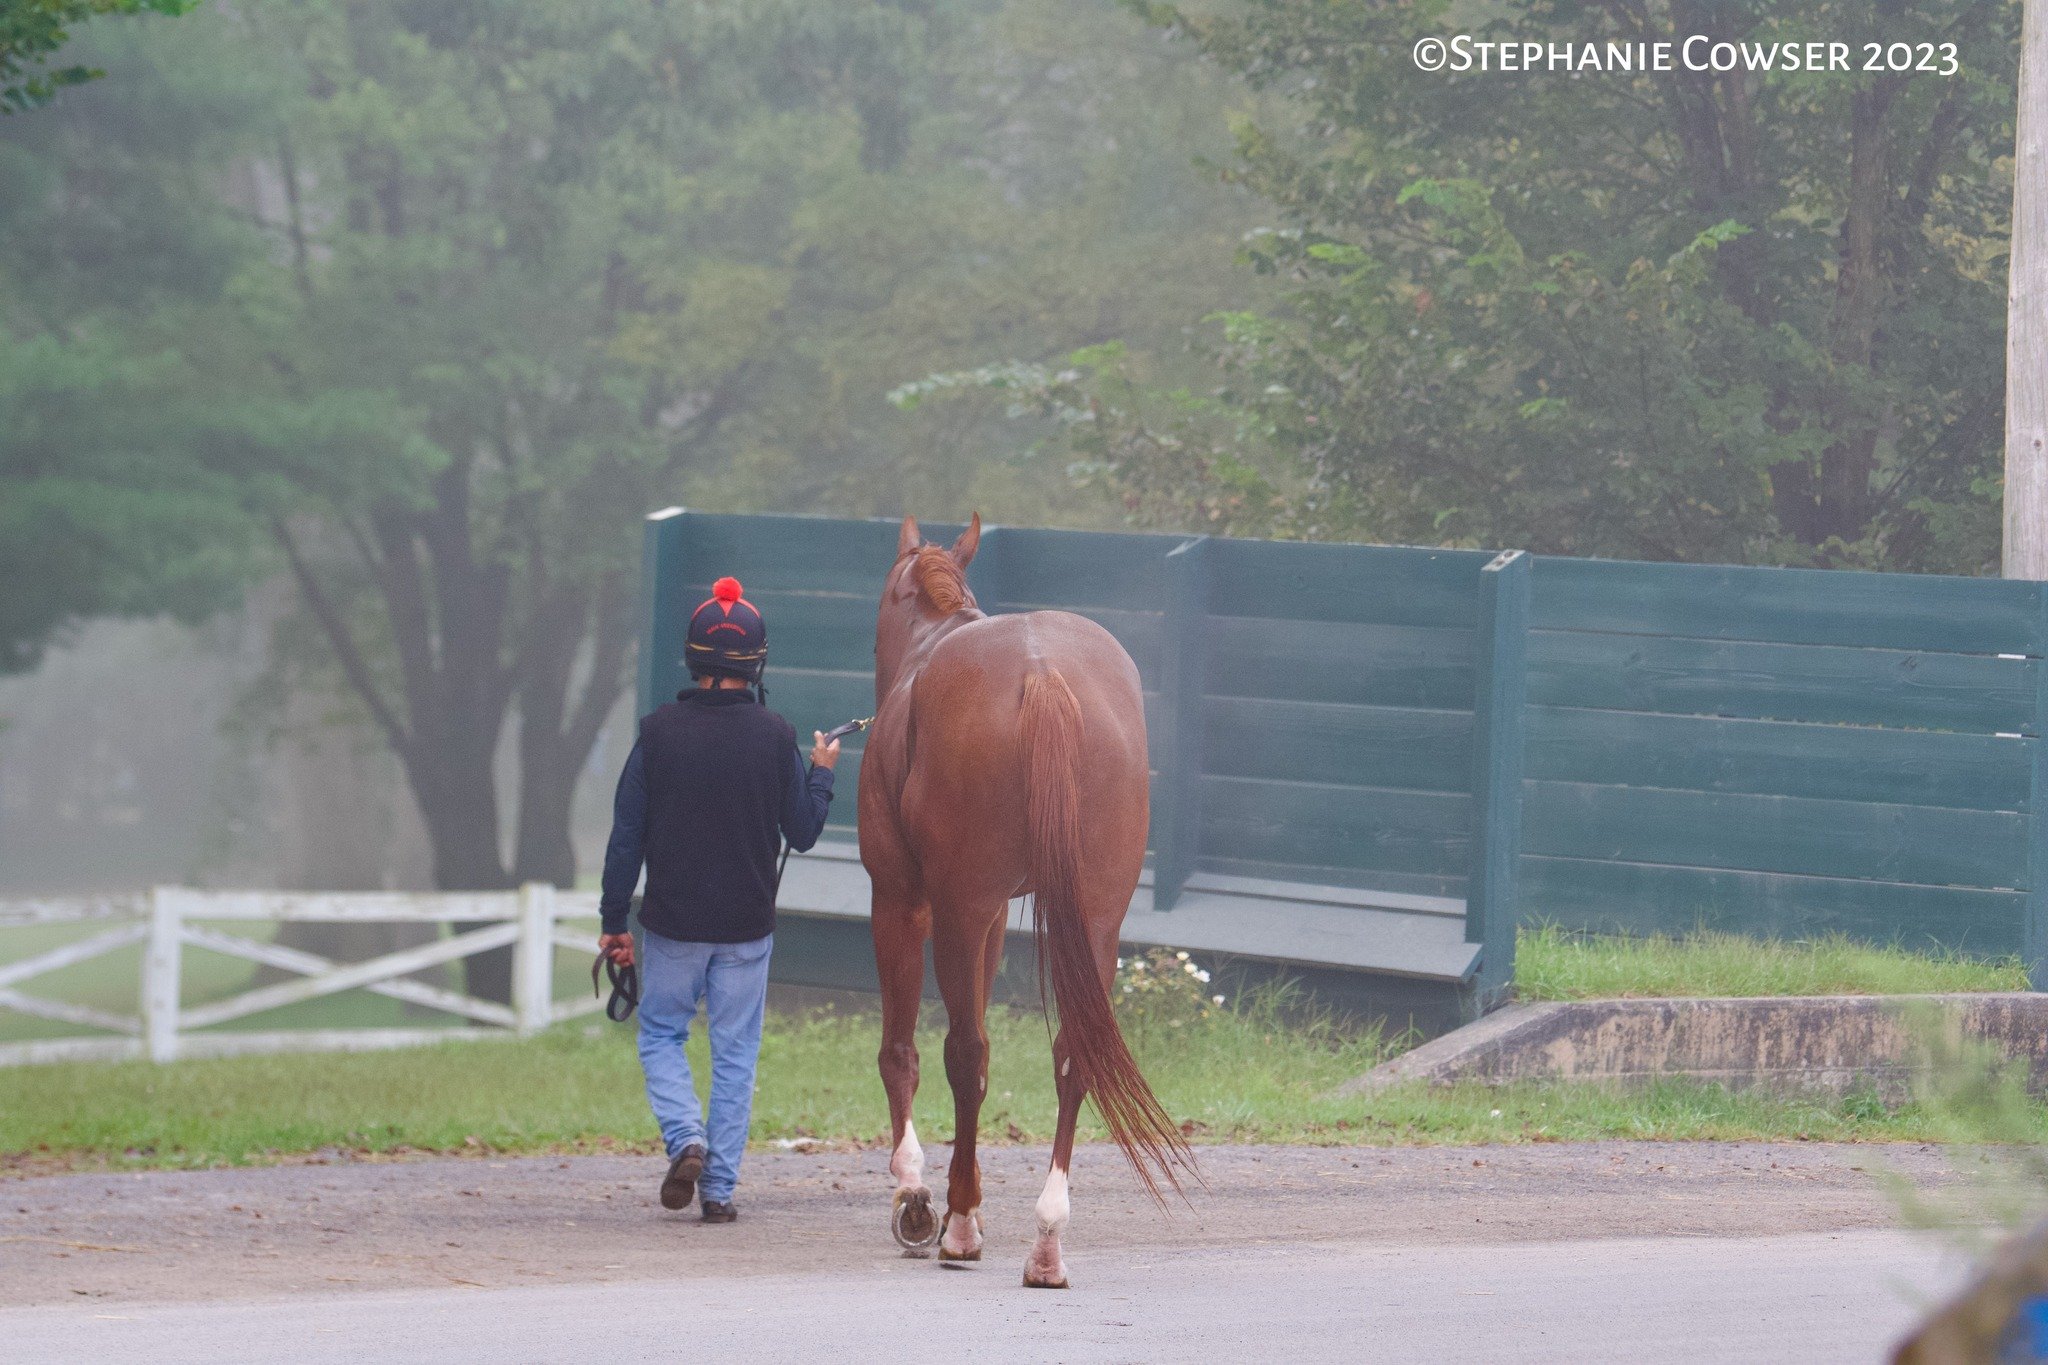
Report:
0,0,2024,908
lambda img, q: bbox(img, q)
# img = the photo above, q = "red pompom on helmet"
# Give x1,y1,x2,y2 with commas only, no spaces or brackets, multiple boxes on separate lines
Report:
685,574,767,685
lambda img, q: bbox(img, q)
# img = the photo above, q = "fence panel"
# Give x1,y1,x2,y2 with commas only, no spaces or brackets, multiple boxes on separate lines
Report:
1529,556,2046,652
636,512,2048,1004
1523,557,2046,963
0,888,610,1067
1191,539,1493,898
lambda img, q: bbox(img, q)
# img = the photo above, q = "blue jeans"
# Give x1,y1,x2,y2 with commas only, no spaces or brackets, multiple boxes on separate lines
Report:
635,930,773,1204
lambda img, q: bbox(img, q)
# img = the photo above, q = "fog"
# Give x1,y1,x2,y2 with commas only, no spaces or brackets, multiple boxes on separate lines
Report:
0,0,2019,898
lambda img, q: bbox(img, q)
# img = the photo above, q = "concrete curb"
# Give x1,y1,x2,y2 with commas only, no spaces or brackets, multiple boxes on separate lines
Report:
1337,992,2048,1098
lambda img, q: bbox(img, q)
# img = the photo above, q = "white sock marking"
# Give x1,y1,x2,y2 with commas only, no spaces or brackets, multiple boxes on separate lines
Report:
1034,1165,1070,1236
891,1120,924,1188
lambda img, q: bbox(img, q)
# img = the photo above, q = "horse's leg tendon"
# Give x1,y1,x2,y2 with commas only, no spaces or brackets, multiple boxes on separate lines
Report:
873,902,937,1253
1024,1028,1085,1289
935,909,1002,1261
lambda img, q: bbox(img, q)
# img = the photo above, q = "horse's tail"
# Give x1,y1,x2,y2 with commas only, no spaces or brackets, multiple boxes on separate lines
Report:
1019,667,1193,1204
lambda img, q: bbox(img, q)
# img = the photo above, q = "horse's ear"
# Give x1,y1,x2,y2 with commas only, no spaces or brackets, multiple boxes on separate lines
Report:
896,515,921,558
950,512,981,568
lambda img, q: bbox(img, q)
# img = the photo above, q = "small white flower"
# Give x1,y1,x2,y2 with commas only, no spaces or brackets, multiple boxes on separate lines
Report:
1212,995,1225,1006
1490,1109,1502,1118
1175,951,1189,961
1194,969,1211,984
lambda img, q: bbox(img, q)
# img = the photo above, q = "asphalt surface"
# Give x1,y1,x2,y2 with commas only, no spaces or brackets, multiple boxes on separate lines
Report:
0,1141,2001,1362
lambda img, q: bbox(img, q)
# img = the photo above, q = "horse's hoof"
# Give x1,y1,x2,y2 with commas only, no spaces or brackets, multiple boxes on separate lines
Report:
938,1210,983,1262
892,1186,940,1252
1022,1239,1067,1288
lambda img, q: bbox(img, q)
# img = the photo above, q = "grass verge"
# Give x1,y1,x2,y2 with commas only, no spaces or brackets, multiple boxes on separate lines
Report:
1515,924,2029,1001
7,995,2044,1174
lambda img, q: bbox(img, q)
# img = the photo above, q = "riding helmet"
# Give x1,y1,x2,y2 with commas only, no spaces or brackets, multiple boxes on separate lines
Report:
684,576,767,683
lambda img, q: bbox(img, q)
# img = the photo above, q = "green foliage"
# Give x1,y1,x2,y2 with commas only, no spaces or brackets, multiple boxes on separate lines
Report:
890,341,1296,534
0,0,1261,888
1880,1019,2048,1248
1515,924,2031,1001
0,0,188,112
0,333,257,670
919,0,2020,569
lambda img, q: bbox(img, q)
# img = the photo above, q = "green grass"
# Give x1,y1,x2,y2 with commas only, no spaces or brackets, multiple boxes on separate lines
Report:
5,923,2041,1172
7,997,2042,1174
1514,924,2030,1001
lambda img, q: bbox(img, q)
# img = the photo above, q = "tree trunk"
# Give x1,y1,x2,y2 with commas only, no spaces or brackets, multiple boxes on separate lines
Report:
511,577,635,889
511,660,579,891
1810,80,1902,549
405,729,517,1004
2008,0,2048,579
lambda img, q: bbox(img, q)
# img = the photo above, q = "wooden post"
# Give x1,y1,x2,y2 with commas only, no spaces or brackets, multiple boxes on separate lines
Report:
143,886,185,1063
2015,4,2048,987
2029,585,2048,991
2009,0,2048,580
513,883,556,1036
1153,536,1210,911
1466,550,1531,1014
639,507,688,718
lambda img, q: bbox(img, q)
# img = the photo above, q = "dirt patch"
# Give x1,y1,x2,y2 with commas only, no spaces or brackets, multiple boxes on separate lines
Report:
0,1140,1980,1308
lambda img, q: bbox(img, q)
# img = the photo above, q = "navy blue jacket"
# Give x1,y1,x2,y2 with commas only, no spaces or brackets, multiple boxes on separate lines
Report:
599,688,834,941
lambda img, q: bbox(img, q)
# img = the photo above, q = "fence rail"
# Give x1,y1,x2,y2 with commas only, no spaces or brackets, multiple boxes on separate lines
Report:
0,887,606,1067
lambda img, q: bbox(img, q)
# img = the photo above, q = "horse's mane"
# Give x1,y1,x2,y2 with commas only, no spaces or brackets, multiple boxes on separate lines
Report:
910,545,969,614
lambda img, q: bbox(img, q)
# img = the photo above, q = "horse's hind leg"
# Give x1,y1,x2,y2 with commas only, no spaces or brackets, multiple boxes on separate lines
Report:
1024,1027,1085,1289
935,908,1004,1261
873,897,937,1253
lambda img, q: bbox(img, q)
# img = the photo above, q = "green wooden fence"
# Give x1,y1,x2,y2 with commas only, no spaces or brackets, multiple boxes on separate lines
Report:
1521,556,2048,983
640,509,2048,1011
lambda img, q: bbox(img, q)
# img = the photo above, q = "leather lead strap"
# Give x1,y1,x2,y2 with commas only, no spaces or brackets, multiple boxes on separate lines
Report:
591,954,640,1023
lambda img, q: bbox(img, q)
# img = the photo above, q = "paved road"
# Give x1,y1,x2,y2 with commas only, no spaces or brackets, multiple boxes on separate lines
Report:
0,1142,1999,1361
0,1229,1967,1363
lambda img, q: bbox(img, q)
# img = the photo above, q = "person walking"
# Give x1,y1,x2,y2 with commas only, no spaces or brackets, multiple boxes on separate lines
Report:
596,575,839,1223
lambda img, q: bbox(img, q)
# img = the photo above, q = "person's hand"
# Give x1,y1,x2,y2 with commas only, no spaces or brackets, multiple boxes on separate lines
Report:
811,730,842,770
598,933,635,967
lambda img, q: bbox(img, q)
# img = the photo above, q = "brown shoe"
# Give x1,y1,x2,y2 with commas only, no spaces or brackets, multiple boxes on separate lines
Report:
700,1200,737,1223
660,1144,705,1210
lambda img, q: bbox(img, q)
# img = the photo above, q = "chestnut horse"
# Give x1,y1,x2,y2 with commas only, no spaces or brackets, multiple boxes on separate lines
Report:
858,514,1193,1289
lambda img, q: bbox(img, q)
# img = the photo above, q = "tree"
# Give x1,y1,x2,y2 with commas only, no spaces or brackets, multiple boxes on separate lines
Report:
0,0,187,112
4,0,1261,996
0,335,257,672
0,0,213,675
2,0,939,995
926,1,2022,571
0,0,259,674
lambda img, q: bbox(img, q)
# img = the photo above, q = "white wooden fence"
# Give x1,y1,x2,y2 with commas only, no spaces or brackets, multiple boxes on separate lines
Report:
0,887,607,1067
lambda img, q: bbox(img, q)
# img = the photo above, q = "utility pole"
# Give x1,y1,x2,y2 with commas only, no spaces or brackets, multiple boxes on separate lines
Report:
2007,0,2048,578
